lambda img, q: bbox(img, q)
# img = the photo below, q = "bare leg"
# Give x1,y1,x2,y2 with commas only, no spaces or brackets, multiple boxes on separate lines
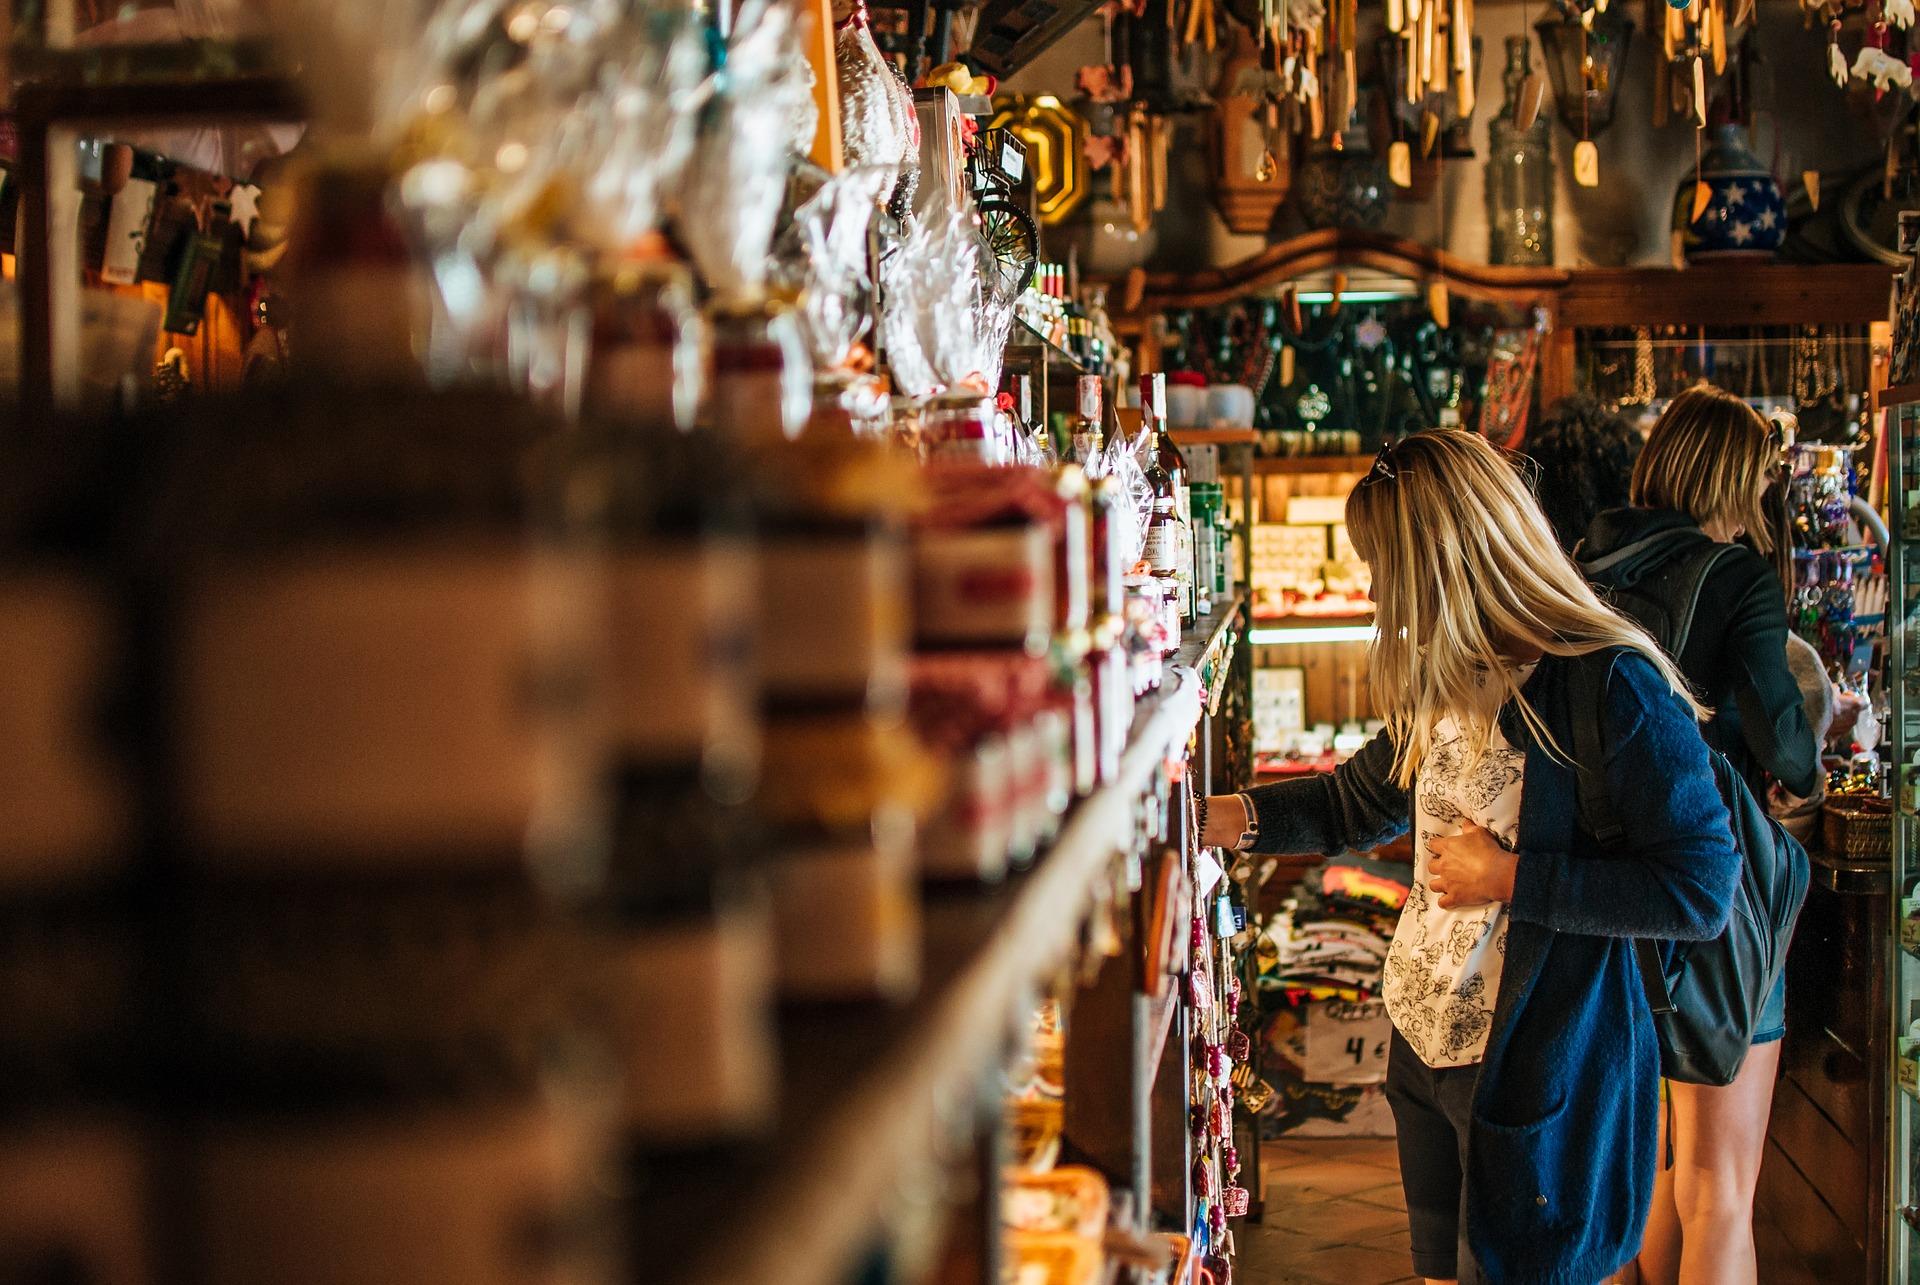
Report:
1638,1089,1682,1285
1669,1042,1782,1285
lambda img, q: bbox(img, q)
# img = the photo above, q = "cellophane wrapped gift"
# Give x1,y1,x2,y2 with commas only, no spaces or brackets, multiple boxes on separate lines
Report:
878,230,941,400
775,166,891,372
679,0,814,302
834,3,920,217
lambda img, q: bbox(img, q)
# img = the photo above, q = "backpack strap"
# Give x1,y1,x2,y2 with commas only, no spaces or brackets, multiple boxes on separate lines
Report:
1567,653,1678,1016
1657,542,1738,659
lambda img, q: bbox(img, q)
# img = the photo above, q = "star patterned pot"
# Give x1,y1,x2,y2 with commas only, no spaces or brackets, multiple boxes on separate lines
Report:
1674,123,1786,262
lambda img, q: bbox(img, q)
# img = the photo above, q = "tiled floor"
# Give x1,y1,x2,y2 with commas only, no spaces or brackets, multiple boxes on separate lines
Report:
1238,1136,1420,1285
1238,1135,1821,1285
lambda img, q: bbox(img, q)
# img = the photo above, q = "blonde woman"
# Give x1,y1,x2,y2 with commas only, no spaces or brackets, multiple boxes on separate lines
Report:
1578,386,1818,1285
1202,431,1738,1285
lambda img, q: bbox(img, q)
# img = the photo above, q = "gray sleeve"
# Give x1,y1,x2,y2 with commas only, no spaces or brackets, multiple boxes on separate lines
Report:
1242,728,1411,857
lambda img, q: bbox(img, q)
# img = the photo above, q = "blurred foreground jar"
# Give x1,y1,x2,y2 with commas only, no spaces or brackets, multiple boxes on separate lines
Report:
752,422,928,1000
125,159,618,1285
0,416,149,1285
571,353,777,1151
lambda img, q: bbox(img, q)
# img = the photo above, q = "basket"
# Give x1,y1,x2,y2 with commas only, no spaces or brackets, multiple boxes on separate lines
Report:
1822,797,1892,860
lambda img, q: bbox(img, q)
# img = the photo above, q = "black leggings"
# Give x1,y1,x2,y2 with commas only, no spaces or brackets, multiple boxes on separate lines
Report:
1383,1029,1484,1283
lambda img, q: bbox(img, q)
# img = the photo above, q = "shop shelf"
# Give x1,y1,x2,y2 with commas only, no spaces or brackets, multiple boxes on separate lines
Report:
1252,455,1375,476
1169,429,1260,448
642,604,1245,1285
1878,382,1920,413
1007,316,1091,375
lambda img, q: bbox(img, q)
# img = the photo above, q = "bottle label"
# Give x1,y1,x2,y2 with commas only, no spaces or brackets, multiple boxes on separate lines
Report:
767,833,920,1000
178,546,599,868
1144,524,1178,574
759,536,909,705
186,1097,609,1284
0,571,132,887
609,541,758,769
612,902,776,1140
912,526,1055,650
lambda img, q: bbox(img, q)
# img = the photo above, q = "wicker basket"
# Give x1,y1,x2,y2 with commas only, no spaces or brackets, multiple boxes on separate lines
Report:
1822,797,1892,860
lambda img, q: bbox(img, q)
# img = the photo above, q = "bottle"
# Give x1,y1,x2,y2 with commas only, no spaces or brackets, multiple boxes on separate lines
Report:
1073,375,1104,464
1192,483,1217,617
1486,35,1554,267
576,325,777,1151
1145,472,1182,586
1143,373,1193,624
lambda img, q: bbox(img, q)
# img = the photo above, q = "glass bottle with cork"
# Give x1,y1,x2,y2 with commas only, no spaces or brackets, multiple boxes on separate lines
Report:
1072,375,1104,465
1142,373,1194,624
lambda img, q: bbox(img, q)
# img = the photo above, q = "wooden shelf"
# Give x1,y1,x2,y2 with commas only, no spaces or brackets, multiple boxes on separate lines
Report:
1169,429,1259,447
1557,263,1895,329
648,605,1245,1285
1876,382,1920,413
1252,455,1373,476
1006,317,1091,376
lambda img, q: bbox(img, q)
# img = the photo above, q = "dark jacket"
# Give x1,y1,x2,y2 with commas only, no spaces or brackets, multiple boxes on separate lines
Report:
1577,506,1821,798
1244,649,1739,1284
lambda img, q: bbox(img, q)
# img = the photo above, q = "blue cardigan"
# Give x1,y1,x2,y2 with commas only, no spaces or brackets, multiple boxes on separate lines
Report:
1244,648,1739,1284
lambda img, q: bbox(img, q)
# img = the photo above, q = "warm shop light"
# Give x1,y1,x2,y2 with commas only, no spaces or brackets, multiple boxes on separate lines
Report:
1250,625,1378,644
1292,290,1414,304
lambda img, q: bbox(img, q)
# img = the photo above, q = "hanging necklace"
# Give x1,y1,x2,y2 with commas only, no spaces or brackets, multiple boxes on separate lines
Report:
1630,326,1656,405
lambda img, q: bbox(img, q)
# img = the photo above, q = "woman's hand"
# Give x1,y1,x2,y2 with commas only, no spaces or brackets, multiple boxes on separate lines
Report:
1830,689,1867,745
1427,821,1519,908
1201,794,1249,850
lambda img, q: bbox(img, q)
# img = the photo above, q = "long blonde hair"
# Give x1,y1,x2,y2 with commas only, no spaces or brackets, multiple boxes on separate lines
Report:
1631,386,1776,553
1347,430,1703,787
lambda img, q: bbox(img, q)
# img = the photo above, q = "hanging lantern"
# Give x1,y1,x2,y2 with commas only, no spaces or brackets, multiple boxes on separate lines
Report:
1534,5,1634,138
987,94,1092,225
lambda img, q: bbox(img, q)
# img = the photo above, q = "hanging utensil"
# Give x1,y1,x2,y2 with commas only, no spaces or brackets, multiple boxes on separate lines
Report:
1574,138,1600,186
1389,139,1413,186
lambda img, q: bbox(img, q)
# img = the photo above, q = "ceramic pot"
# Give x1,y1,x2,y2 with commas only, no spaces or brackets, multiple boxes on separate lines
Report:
1205,383,1257,428
1675,123,1786,262
1060,193,1160,275
1166,379,1207,428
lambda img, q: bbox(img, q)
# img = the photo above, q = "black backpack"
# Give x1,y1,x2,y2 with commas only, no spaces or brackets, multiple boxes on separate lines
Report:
1568,652,1810,1086
1586,536,1733,662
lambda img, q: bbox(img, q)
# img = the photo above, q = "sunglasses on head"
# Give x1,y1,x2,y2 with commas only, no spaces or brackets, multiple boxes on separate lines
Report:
1360,437,1400,486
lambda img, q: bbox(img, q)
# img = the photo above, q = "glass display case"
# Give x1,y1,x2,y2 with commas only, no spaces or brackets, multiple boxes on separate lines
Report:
1889,393,1920,1281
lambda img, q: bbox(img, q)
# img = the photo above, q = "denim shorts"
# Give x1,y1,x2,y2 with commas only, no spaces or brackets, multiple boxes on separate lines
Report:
1751,968,1786,1045
1382,1029,1485,1283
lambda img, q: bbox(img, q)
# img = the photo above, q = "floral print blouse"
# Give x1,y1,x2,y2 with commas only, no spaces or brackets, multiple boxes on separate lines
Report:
1382,687,1529,1068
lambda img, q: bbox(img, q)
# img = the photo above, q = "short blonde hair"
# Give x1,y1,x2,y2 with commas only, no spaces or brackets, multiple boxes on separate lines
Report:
1346,430,1701,787
1631,386,1776,553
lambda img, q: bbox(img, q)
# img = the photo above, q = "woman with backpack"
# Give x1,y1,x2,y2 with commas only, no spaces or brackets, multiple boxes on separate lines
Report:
1201,430,1739,1284
1576,385,1819,1285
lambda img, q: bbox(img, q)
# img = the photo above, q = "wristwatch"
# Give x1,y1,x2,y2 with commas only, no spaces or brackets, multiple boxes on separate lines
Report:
1234,792,1259,851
